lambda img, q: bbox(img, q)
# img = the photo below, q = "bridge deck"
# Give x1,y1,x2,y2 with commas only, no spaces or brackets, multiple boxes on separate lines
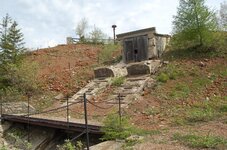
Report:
1,114,104,134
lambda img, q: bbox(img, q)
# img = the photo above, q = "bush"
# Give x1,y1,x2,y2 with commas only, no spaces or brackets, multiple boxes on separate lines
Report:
98,44,121,64
111,76,125,87
57,140,83,150
101,113,133,140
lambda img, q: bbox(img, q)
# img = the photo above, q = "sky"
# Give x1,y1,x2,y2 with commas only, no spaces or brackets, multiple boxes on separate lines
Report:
0,0,225,49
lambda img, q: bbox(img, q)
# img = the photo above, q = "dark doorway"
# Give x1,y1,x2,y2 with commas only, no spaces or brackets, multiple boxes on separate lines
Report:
124,35,148,63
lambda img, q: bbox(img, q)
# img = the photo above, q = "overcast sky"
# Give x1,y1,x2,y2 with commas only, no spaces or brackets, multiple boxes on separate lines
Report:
1,0,224,49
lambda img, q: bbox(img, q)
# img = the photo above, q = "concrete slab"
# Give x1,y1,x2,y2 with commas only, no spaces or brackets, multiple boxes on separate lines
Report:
90,141,123,150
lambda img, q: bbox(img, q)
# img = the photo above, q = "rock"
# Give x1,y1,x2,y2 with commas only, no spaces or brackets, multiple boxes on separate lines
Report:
2,102,36,114
54,93,64,100
90,141,123,150
163,61,169,64
126,135,144,142
94,67,114,78
198,61,206,67
204,58,209,62
127,63,150,76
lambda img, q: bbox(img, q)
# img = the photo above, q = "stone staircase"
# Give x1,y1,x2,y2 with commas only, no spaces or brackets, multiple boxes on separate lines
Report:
62,78,110,106
106,75,150,107
62,60,161,107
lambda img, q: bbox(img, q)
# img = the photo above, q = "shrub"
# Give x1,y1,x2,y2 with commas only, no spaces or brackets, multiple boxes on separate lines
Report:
57,140,83,150
101,113,133,140
111,76,125,87
98,44,121,64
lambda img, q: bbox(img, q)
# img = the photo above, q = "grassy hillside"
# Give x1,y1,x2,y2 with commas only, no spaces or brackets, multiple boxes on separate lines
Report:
123,48,227,149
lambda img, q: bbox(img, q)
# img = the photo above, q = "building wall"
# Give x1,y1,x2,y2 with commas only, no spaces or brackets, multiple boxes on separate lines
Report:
117,28,170,62
154,36,170,58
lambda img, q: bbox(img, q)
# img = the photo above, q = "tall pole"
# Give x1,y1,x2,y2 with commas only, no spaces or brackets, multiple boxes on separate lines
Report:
27,94,30,142
118,93,121,126
83,93,89,150
66,94,69,138
67,62,71,138
112,25,117,44
0,92,3,123
0,101,2,124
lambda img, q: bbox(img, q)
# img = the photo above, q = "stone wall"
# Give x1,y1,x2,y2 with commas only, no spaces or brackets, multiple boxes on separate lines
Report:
1,102,36,115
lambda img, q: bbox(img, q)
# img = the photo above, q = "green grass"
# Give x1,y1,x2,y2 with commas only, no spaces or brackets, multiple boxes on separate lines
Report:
111,76,125,87
163,44,227,61
173,133,227,149
144,107,160,116
169,83,190,100
186,107,216,123
157,73,169,83
98,44,121,65
101,113,158,141
220,105,227,112
0,146,8,150
156,64,185,83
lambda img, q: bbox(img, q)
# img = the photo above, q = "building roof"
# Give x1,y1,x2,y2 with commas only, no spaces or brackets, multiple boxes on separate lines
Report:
116,27,156,38
154,33,171,38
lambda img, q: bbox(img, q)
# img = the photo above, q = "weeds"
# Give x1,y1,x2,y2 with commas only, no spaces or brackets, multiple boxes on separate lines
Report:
220,105,227,112
57,140,83,150
186,107,216,123
173,133,227,149
101,113,133,140
156,64,184,83
111,76,125,87
157,73,169,83
98,44,121,65
101,113,154,141
0,146,8,150
169,83,190,100
144,107,160,116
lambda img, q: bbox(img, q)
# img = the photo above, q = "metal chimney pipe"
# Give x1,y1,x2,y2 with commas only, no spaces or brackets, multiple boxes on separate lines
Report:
112,25,117,44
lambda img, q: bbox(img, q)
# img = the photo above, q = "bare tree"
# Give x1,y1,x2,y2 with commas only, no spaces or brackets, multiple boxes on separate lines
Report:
75,18,88,41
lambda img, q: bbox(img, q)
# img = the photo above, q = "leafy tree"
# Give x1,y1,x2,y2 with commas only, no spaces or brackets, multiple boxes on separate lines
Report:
75,18,88,41
89,25,106,44
172,0,217,48
219,1,227,31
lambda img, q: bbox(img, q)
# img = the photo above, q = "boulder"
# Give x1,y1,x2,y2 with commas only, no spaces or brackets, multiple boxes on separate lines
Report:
127,63,150,76
54,93,64,100
94,67,114,78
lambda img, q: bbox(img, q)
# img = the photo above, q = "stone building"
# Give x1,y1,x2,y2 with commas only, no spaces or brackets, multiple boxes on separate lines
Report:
117,27,170,63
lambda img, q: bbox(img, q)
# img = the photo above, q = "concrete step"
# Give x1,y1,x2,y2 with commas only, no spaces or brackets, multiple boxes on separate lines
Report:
107,100,126,104
127,78,146,82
